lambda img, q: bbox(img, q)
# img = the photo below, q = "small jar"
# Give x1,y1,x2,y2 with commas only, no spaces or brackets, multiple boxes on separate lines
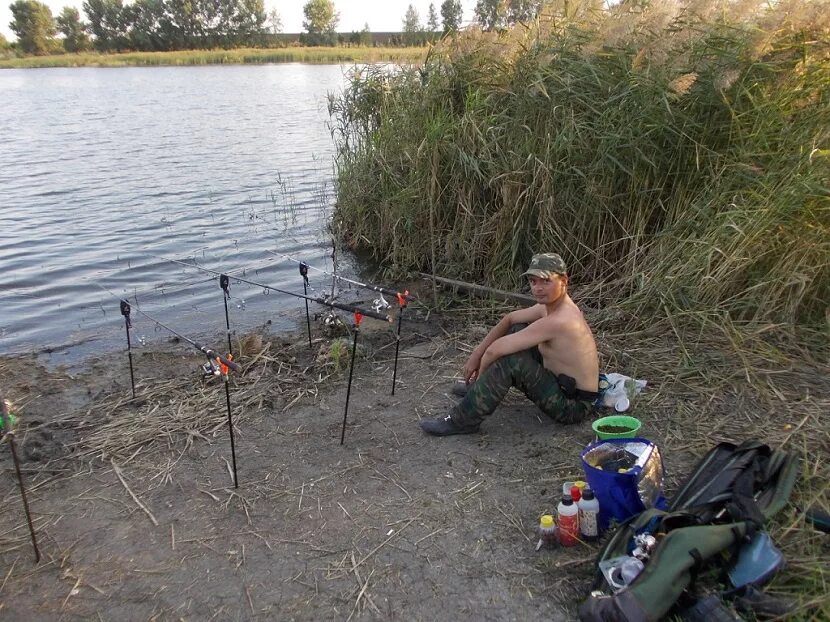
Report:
536,514,558,550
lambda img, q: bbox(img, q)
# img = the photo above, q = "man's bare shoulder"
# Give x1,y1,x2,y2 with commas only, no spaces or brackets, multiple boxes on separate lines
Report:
509,304,546,325
543,300,590,330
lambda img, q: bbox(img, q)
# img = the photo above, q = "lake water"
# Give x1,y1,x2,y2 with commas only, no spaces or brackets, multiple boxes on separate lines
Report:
0,64,376,363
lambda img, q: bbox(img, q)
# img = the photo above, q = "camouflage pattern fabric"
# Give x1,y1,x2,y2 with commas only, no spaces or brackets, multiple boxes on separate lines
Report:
450,324,593,428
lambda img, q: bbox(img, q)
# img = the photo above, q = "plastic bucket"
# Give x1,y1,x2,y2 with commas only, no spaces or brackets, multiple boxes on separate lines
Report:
592,415,641,440
581,437,662,531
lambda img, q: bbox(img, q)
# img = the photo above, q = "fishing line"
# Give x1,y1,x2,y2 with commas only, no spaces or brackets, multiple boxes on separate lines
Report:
150,254,393,323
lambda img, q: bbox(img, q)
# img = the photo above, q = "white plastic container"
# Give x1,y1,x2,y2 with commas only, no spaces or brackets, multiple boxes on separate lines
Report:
578,487,600,541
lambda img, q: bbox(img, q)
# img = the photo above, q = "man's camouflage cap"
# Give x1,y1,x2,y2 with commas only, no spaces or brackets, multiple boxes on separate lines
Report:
521,253,567,279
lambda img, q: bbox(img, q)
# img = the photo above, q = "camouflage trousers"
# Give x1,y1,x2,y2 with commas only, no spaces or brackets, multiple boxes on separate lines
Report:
451,325,594,428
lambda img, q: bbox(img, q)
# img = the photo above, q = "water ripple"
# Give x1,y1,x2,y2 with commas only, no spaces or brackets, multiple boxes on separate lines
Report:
0,64,347,360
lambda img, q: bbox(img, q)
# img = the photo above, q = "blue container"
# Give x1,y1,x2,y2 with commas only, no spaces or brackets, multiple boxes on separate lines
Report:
581,437,666,531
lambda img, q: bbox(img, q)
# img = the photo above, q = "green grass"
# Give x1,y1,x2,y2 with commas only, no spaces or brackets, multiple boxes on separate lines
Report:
0,46,430,69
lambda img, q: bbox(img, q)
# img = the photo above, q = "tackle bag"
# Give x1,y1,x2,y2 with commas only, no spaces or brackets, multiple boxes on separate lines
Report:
578,440,800,622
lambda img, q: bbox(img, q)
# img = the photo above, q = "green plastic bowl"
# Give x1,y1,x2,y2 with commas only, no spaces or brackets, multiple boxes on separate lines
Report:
592,415,642,440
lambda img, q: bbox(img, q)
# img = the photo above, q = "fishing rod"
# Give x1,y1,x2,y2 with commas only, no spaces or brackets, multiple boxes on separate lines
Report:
152,254,394,324
267,250,413,394
153,253,387,445
97,283,241,374
267,250,415,305
125,300,241,486
98,284,242,487
1,396,40,563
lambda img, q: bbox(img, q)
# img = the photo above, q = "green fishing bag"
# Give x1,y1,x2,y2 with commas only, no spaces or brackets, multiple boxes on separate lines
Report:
579,440,800,622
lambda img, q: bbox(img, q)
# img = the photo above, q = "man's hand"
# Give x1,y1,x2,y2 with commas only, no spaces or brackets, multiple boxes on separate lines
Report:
462,352,482,384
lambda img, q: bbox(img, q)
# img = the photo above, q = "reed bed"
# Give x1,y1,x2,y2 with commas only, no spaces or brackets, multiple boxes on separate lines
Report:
328,3,830,614
0,46,429,69
329,0,830,331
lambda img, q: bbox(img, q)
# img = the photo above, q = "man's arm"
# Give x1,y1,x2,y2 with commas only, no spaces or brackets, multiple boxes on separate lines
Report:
478,314,557,376
462,305,545,383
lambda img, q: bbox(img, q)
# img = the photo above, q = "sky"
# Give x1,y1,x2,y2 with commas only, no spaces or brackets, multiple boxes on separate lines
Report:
2,0,479,42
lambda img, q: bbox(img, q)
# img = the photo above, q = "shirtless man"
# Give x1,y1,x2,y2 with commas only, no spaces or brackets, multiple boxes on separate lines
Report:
420,253,600,436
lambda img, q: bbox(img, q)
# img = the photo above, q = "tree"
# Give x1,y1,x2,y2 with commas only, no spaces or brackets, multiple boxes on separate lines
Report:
474,0,507,31
56,6,90,52
83,0,129,51
427,3,438,32
267,7,282,34
9,0,57,54
232,0,268,45
440,0,462,33
125,0,168,51
402,3,421,45
302,0,338,34
506,0,541,24
359,21,371,46
0,31,11,51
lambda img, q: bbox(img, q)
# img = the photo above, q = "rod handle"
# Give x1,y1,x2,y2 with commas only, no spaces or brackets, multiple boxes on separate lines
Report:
320,298,391,323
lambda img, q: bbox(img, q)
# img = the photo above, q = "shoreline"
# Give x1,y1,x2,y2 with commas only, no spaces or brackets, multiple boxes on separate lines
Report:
0,46,428,69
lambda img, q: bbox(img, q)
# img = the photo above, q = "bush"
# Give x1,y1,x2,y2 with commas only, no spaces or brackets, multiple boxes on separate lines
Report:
329,0,830,328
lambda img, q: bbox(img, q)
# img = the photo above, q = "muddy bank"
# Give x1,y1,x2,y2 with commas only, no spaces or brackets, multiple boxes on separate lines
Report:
0,297,827,620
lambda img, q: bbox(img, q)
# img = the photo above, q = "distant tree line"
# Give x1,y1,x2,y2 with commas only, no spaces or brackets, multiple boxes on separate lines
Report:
5,0,528,56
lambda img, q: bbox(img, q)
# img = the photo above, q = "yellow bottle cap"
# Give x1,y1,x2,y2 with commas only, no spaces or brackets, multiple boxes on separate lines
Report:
575,481,587,489
540,514,555,528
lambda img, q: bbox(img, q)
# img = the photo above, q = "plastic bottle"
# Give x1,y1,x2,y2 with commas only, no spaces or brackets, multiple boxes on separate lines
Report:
562,480,587,497
536,514,558,550
578,487,600,541
570,485,582,503
557,495,579,547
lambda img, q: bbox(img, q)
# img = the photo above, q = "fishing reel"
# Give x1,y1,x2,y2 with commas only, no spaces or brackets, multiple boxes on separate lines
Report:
371,293,391,313
316,309,346,337
201,353,233,379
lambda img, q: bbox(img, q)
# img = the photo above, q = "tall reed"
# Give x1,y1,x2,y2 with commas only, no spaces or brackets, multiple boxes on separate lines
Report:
329,0,829,329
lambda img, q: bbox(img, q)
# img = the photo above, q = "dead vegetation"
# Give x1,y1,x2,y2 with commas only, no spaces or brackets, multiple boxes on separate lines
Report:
0,290,827,620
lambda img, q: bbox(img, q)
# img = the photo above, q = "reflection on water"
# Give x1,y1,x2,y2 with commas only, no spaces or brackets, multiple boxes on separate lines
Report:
0,64,359,362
